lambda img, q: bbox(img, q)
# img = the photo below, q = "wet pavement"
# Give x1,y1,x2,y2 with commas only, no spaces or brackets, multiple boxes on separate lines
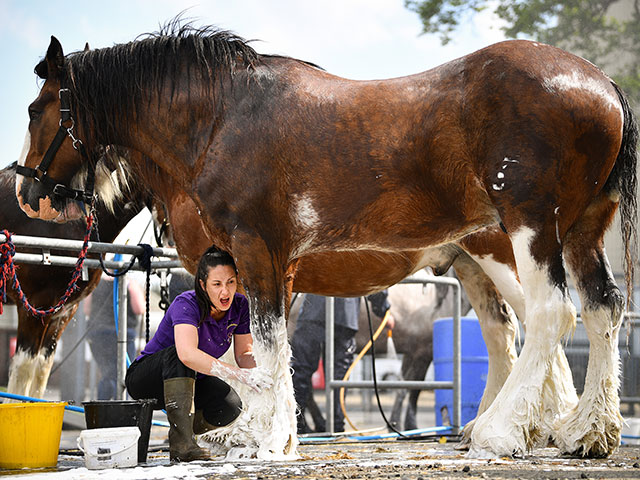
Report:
2,428,640,479
2,392,640,479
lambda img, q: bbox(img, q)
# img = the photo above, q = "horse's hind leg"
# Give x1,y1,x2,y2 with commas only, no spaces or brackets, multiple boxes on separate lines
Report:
389,388,407,430
450,253,519,448
389,354,412,430
469,226,577,457
553,195,624,457
460,232,579,448
398,355,429,431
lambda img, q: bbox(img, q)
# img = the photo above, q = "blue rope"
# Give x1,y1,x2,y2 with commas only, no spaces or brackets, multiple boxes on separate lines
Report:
0,391,169,427
111,253,131,368
0,391,83,412
298,425,454,442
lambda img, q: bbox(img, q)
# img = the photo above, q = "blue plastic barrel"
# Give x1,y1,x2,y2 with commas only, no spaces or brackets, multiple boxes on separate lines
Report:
433,317,488,428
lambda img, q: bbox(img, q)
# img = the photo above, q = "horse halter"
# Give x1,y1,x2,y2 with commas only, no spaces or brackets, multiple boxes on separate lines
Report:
16,88,95,205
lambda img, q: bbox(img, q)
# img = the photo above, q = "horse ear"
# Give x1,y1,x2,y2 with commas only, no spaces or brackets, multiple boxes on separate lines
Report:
84,42,90,52
45,35,65,79
34,59,48,79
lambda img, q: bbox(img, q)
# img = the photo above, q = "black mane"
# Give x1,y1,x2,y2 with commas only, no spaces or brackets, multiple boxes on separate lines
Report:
61,19,260,148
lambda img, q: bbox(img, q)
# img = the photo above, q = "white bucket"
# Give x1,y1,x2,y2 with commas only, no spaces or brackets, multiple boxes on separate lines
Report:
77,426,141,470
623,418,640,445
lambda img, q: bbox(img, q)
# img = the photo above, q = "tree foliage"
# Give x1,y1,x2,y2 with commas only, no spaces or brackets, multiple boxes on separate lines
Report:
406,0,640,105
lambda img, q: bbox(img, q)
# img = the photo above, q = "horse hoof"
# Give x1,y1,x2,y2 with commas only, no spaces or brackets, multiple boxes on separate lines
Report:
558,431,618,459
562,445,609,459
454,440,470,451
553,407,621,458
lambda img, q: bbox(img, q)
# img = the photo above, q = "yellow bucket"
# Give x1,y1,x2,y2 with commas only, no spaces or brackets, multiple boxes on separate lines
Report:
0,402,67,469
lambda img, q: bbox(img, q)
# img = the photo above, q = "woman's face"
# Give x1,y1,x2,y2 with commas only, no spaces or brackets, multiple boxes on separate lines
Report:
200,264,237,313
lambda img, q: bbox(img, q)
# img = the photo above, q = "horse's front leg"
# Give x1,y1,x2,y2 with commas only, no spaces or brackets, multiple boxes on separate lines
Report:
7,308,73,400
230,233,299,459
450,254,519,448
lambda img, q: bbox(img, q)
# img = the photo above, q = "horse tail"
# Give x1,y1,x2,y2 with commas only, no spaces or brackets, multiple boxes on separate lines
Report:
604,82,638,308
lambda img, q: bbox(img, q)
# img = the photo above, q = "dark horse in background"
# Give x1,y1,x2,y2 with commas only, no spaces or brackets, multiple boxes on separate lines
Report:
1,161,145,400
15,24,637,459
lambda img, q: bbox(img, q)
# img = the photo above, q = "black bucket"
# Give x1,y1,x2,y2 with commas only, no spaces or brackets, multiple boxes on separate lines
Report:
83,399,157,463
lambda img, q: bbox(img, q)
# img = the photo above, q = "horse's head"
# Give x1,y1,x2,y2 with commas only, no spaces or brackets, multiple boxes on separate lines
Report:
16,36,92,223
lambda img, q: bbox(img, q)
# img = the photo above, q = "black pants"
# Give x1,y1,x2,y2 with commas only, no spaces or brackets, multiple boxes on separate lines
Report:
125,346,242,427
290,320,356,432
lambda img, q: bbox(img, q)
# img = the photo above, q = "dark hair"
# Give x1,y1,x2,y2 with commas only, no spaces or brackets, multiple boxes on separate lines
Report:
194,246,237,325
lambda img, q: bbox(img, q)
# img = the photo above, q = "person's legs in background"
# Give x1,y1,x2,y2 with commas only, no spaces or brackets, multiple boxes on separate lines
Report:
333,325,357,432
291,319,324,434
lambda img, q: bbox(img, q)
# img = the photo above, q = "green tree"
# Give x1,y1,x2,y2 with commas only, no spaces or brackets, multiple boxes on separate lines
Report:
406,0,640,105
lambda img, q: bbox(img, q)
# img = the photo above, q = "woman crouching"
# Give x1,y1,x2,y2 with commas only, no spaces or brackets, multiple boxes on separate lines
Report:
126,246,271,461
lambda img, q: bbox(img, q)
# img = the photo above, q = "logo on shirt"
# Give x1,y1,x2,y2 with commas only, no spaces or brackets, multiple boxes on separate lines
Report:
227,322,237,343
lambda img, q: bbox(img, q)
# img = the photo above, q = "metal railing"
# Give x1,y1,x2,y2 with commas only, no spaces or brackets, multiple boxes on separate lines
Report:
323,270,462,435
0,232,182,400
0,232,180,273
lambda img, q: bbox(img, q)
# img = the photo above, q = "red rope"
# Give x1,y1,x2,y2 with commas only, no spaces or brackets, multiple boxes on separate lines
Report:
0,213,94,321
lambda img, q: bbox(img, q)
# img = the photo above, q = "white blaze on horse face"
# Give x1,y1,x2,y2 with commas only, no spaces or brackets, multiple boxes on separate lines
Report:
542,71,621,113
15,130,31,200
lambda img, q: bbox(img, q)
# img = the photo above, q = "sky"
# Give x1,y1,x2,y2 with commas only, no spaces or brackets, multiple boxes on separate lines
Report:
0,0,507,168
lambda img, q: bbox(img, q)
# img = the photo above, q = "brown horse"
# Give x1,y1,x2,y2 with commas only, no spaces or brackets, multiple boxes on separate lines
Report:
136,149,535,445
1,161,146,400
16,25,637,459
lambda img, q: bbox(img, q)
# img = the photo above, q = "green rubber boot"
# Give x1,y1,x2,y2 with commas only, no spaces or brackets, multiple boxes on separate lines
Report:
163,377,211,462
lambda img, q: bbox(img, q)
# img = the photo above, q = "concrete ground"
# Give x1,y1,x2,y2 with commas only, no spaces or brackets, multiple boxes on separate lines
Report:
2,391,640,479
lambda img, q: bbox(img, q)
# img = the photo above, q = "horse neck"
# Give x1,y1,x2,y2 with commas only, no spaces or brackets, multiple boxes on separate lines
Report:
81,80,231,182
124,151,183,201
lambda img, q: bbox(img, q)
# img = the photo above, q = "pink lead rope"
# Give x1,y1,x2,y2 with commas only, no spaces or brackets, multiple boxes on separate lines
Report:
0,212,95,321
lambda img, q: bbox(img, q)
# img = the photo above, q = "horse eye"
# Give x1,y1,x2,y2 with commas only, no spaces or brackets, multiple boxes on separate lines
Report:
28,108,41,121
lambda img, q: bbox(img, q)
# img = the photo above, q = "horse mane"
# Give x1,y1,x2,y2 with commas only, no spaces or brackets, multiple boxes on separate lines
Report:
57,19,260,150
32,18,321,211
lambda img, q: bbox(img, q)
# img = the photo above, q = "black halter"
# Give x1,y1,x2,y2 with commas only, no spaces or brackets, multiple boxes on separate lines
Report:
16,88,95,205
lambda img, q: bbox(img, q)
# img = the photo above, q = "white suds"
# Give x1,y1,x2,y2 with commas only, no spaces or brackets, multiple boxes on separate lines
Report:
202,313,299,460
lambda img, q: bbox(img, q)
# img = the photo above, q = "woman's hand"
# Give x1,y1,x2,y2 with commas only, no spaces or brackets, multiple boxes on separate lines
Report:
231,366,274,393
210,360,273,393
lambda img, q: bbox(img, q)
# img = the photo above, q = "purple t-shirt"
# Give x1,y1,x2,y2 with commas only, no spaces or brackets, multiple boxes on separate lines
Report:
138,290,250,361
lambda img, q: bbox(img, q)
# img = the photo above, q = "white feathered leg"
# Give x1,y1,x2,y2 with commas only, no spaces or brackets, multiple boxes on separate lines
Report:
553,305,623,457
552,201,626,458
6,349,42,400
469,228,576,458
201,312,299,460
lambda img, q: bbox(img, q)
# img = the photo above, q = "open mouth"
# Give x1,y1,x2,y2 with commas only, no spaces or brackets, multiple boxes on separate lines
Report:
219,297,231,309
